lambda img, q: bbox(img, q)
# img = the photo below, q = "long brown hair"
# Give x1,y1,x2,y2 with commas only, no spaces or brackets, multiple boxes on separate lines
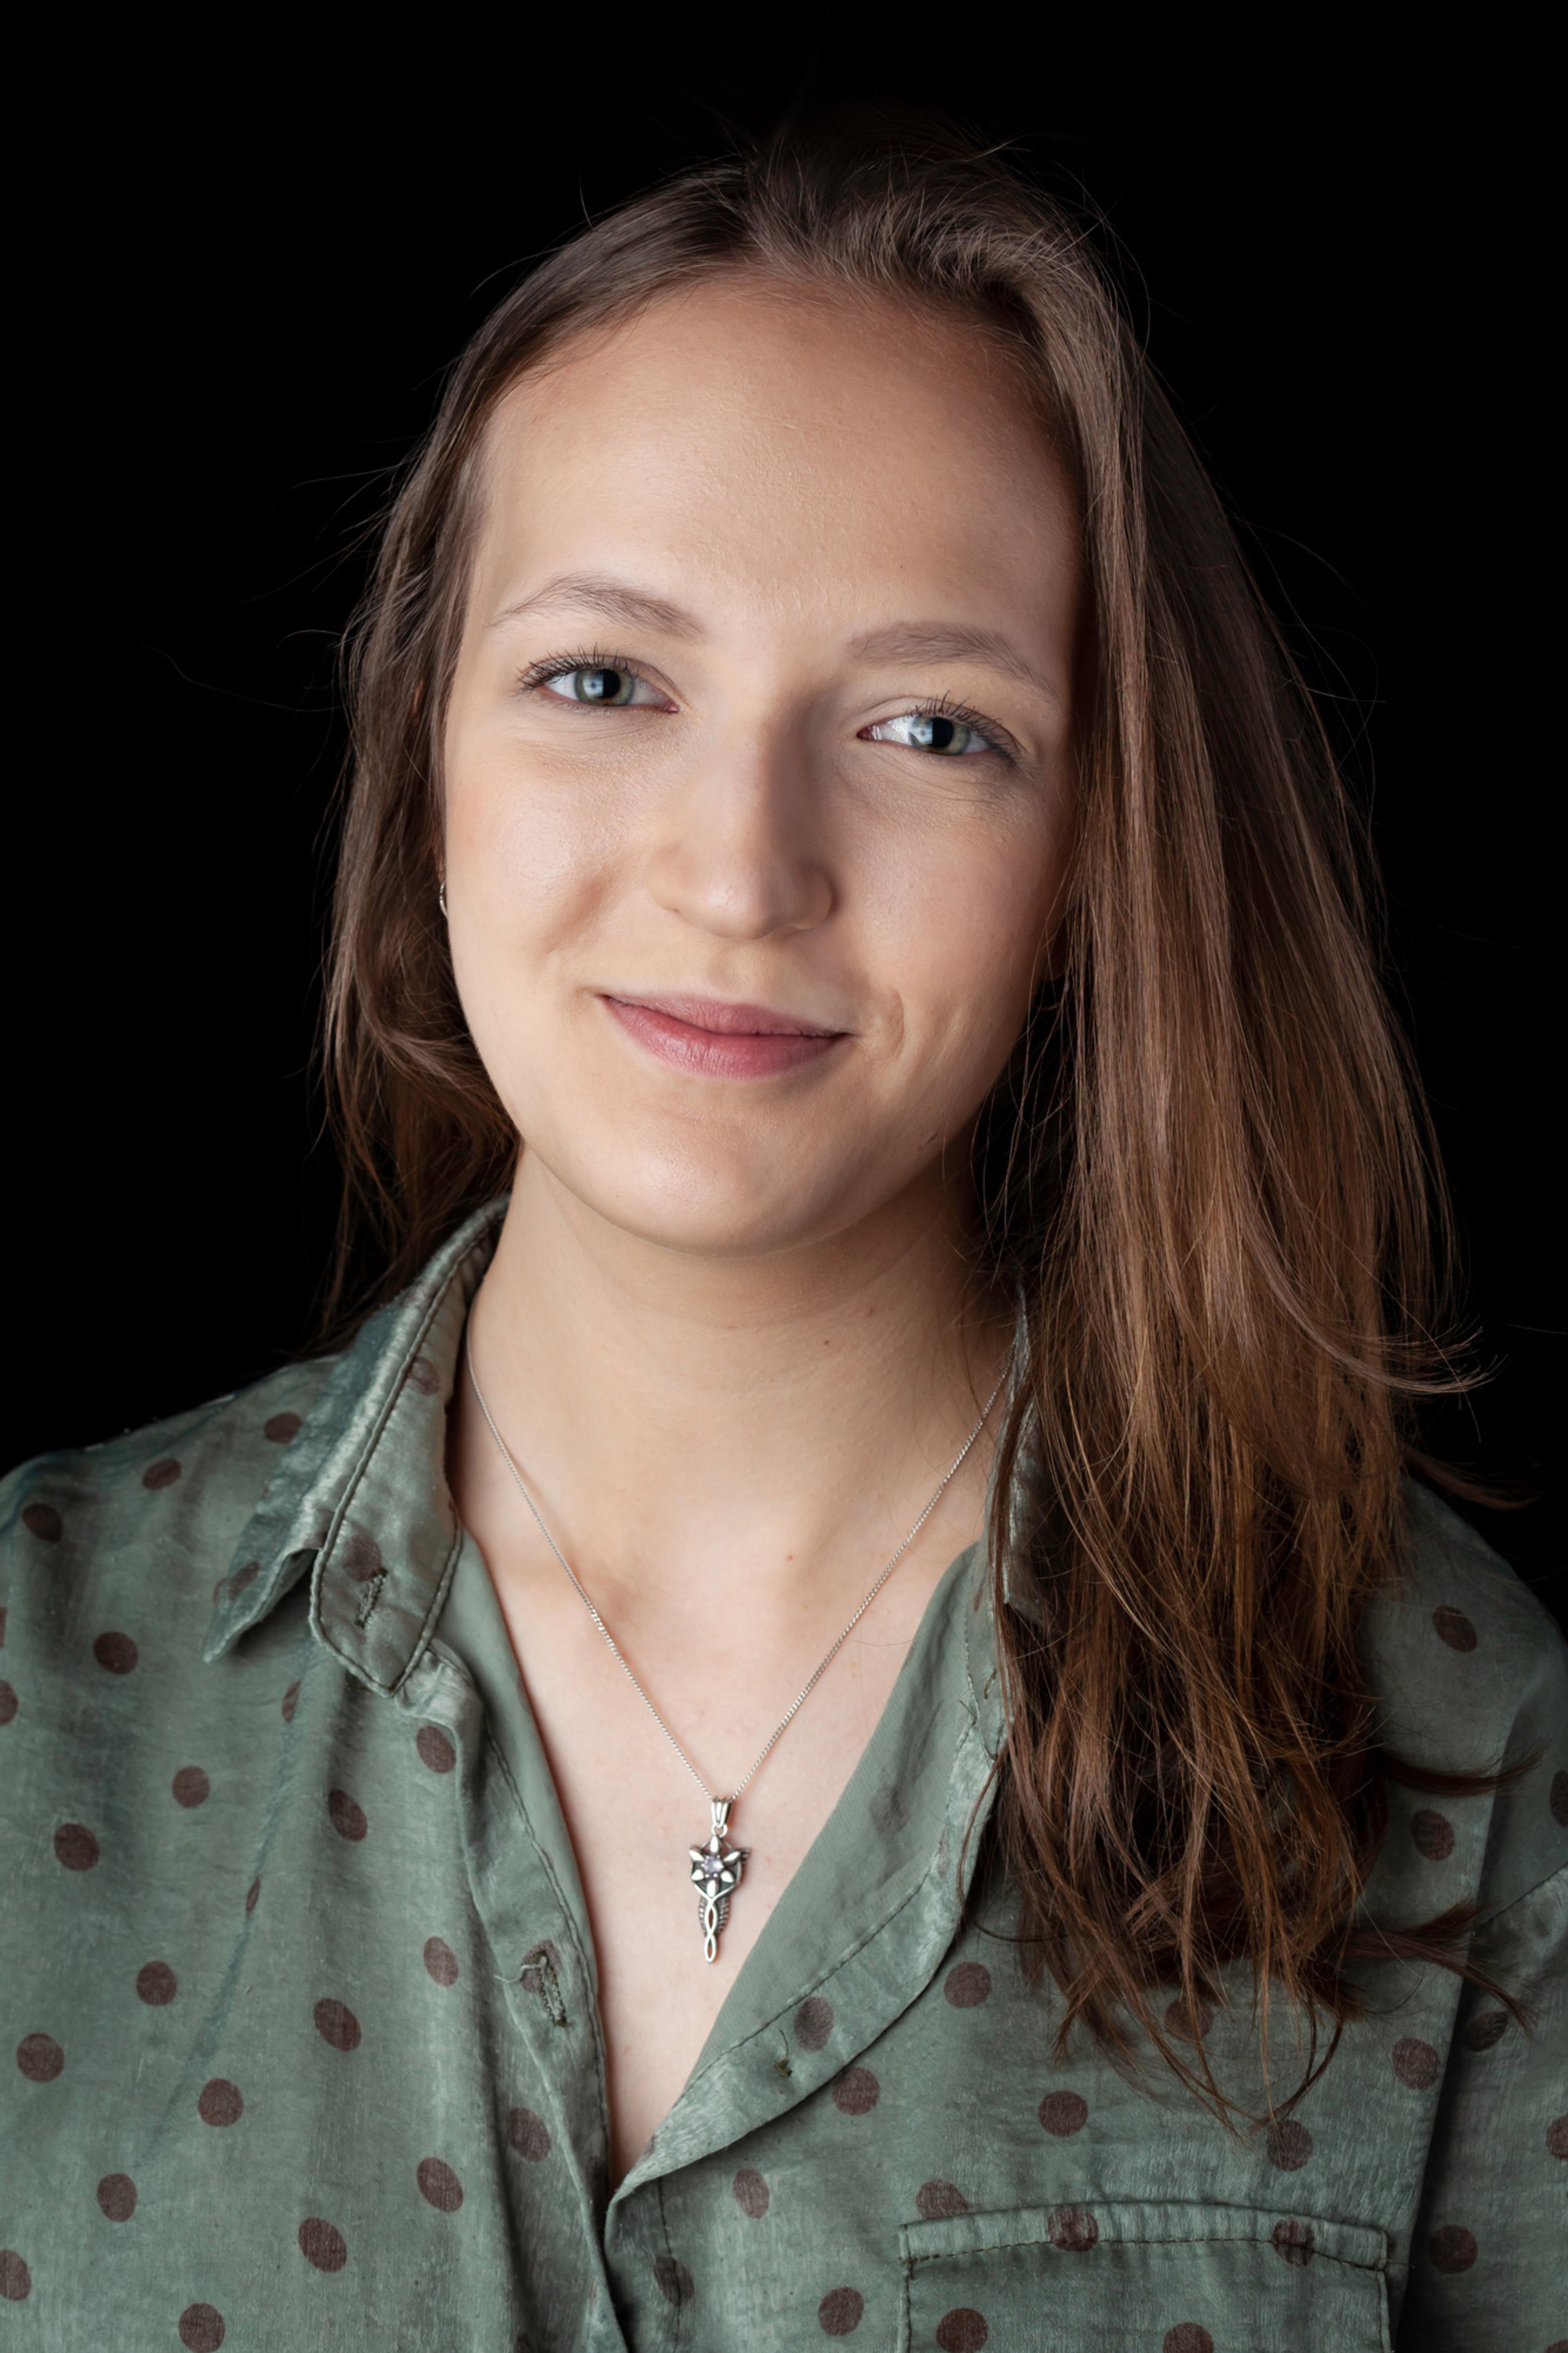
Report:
326,117,1493,2111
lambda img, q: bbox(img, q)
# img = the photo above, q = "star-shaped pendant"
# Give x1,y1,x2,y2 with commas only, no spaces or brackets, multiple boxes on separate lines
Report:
689,1798,746,1962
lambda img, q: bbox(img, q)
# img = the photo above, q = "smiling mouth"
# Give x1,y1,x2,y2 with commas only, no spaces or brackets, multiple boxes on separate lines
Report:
601,993,848,1079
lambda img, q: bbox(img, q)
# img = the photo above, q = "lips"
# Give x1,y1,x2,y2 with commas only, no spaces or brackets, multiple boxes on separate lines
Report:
601,993,847,1079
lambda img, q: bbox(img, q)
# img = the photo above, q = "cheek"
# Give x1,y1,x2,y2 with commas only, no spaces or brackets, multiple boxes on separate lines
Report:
864,798,1067,1064
445,723,618,955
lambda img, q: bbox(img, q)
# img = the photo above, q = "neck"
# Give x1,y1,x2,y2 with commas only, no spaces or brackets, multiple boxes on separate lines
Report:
461,1148,1007,1621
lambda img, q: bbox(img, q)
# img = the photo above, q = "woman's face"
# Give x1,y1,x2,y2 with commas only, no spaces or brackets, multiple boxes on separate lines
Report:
443,278,1079,1261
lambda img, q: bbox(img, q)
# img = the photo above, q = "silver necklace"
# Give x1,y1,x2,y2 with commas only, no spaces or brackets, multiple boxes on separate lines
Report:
465,1331,1004,1962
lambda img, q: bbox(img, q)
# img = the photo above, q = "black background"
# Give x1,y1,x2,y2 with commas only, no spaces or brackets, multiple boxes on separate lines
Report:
13,40,1562,1624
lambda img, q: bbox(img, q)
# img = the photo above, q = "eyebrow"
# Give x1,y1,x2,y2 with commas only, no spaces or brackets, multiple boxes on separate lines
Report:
489,572,703,639
490,575,1058,702
850,621,1060,702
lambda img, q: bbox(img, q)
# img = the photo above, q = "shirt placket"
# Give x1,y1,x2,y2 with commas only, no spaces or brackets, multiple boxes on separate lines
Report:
401,1644,625,2349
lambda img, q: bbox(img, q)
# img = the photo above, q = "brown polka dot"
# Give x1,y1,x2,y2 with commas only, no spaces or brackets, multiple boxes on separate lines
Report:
407,1358,441,1396
0,1682,16,1725
16,2033,63,2083
96,2173,137,2222
245,1878,261,1914
54,1821,99,1871
1431,1605,1477,1651
1048,2204,1098,2251
732,2166,769,2217
178,2303,225,2350
794,1995,834,2050
0,2249,31,2299
1463,2009,1509,2052
817,2286,864,2335
227,1561,260,1601
423,1936,459,1986
1411,1809,1455,1861
173,1766,211,1809
1272,2218,1315,2267
1548,2114,1568,2160
1551,1769,1568,1829
136,1960,177,2005
653,2255,693,2306
416,2157,463,2212
416,1724,457,1774
1390,2036,1439,2089
869,1784,909,1834
142,1458,181,1491
509,2108,550,2161
197,2079,243,2127
832,2066,880,2115
1163,2330,1213,2353
943,1961,992,2008
328,1789,367,1841
1265,2118,1313,2171
298,2217,347,2272
313,1998,361,2052
916,2180,968,2220
1163,1992,1216,2043
1427,2224,1477,2273
23,1501,62,1542
342,1531,382,1583
93,1630,138,1673
935,2313,987,2353
1038,2090,1088,2137
281,1681,301,1722
264,1411,303,1444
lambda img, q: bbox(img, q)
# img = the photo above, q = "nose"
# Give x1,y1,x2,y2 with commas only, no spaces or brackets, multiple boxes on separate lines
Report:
644,731,835,941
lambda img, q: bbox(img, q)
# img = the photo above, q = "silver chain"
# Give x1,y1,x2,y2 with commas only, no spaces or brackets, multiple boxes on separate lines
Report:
464,1328,1004,1808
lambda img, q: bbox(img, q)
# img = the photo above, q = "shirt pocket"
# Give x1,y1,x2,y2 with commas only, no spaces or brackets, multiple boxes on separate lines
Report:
898,2197,1390,2352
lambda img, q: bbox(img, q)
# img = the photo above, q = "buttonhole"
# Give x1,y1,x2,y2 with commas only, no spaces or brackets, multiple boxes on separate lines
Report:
521,1944,568,2027
354,1570,387,1628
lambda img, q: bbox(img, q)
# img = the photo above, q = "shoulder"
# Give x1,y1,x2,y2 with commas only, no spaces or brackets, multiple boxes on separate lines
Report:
1363,1479,1566,1764
1359,1477,1568,1923
1,1357,339,1635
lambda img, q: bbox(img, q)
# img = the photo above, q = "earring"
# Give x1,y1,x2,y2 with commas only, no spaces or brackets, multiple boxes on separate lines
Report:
438,876,448,919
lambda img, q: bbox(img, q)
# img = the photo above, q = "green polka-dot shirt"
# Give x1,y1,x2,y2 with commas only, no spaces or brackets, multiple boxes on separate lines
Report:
2,1205,1564,2349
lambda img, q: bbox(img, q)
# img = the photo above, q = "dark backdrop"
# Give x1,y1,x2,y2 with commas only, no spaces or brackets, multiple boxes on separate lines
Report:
13,42,1562,1625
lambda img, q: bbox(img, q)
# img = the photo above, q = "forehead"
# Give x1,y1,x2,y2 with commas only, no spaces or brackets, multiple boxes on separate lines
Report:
467,278,1076,621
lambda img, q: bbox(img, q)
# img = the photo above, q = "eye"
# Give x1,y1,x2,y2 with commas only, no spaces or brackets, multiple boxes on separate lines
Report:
537,662,663,708
864,709,1000,757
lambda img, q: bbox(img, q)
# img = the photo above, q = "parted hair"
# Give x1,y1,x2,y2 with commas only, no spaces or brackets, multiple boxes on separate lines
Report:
326,114,1497,2115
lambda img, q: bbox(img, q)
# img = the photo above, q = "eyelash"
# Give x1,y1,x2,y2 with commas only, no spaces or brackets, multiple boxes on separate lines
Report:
517,652,1013,758
517,647,657,695
888,692,1011,758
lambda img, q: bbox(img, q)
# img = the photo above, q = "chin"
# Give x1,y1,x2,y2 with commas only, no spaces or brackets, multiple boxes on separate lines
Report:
572,1141,873,1261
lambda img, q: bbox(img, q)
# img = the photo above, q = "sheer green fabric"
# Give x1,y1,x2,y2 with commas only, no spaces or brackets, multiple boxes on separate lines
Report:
2,1204,1564,2349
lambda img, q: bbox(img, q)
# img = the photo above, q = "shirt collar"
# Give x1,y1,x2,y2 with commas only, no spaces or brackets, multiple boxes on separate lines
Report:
205,1197,1011,1745
203,1199,506,1687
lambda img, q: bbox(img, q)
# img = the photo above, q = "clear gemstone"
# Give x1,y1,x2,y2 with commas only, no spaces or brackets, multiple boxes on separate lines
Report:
702,1854,723,1877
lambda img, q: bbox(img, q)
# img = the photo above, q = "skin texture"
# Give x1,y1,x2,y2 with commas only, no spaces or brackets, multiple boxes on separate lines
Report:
443,277,1080,2182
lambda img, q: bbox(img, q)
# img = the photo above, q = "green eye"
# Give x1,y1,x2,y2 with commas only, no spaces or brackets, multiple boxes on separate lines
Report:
867,710,995,756
548,665,640,705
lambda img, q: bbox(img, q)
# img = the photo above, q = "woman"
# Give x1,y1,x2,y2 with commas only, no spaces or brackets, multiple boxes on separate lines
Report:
2,121,1562,2353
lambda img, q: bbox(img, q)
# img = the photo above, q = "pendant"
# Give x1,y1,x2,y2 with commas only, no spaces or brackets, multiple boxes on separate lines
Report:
688,1798,746,1963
